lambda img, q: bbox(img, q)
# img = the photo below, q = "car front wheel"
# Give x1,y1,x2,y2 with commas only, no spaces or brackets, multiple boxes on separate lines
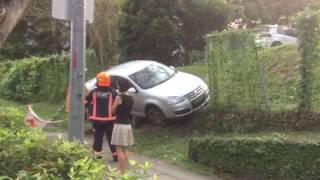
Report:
146,106,166,126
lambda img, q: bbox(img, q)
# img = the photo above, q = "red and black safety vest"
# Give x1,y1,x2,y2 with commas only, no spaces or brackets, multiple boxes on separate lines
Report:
87,90,116,123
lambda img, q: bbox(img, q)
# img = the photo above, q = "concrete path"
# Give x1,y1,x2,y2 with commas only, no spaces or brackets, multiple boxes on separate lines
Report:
47,132,218,180
130,153,217,180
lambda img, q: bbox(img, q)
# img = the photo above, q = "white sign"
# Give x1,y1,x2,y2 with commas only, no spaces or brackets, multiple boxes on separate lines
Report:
52,0,94,23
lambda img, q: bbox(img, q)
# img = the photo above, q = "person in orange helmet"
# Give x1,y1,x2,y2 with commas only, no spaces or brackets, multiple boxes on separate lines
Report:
85,71,118,161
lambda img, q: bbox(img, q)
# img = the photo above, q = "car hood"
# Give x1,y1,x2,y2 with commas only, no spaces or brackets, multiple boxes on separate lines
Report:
145,71,205,97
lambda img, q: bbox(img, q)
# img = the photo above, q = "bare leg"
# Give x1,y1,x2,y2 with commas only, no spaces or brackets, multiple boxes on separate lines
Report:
116,146,126,174
123,147,129,171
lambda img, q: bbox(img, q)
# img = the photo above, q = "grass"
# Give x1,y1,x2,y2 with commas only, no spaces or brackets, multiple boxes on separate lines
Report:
0,98,68,131
178,63,209,83
0,98,62,118
131,125,216,176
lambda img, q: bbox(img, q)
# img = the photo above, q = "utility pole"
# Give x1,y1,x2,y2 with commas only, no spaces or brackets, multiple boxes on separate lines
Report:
68,0,86,142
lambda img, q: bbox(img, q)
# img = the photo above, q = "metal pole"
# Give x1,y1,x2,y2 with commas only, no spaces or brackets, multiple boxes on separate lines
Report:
68,0,86,142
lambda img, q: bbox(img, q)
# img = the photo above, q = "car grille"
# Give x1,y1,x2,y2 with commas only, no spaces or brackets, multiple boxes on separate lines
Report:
184,86,203,100
184,86,207,109
191,93,206,108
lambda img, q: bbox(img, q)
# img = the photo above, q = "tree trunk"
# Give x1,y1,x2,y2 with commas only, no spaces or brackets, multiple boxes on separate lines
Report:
0,0,30,48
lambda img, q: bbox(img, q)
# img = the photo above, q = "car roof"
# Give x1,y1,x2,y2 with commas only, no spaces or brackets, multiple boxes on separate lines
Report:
107,60,159,77
85,60,160,91
258,24,295,29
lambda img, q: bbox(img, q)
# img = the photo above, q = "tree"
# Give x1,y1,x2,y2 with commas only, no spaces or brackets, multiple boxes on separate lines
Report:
118,0,182,65
179,0,231,51
0,0,30,48
0,0,70,60
229,0,320,27
118,0,231,65
88,0,122,67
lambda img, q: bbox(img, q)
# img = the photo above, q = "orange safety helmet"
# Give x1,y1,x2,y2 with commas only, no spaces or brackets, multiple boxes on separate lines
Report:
96,71,111,87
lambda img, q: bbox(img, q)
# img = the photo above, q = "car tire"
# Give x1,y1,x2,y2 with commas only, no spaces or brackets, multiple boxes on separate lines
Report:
271,41,282,47
146,106,167,127
131,116,146,129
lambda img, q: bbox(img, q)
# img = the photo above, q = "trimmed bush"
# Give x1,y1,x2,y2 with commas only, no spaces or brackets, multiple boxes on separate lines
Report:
189,135,320,179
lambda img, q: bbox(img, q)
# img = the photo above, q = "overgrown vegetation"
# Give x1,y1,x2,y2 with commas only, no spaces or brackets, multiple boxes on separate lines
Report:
204,9,320,132
295,9,320,112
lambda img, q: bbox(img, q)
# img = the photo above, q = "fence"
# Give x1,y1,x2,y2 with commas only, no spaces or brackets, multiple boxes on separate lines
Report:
205,10,320,131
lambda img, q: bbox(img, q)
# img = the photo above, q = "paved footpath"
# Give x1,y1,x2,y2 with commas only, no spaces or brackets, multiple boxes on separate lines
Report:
47,132,219,180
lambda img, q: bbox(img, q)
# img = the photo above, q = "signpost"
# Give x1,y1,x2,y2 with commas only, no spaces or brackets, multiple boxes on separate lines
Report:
52,0,94,142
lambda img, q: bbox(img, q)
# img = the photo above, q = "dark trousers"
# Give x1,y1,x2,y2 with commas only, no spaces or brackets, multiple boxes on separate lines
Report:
92,123,117,160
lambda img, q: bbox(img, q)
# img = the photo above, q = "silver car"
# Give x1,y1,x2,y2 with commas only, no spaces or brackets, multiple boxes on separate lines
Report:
85,60,210,125
255,25,297,47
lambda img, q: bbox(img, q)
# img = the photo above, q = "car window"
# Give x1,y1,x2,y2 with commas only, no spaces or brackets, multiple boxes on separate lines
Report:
254,26,272,33
129,64,176,89
259,33,272,38
111,76,134,90
277,27,297,37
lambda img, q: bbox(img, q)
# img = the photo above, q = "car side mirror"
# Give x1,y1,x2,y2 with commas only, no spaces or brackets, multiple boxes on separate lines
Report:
127,87,137,93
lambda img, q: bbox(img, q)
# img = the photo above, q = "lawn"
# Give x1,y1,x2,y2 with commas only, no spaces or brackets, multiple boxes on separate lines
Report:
131,125,216,176
0,98,68,131
0,98,63,118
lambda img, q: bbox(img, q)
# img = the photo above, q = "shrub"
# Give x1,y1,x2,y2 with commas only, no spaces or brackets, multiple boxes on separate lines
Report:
0,107,26,130
0,107,104,179
189,135,320,179
0,108,152,179
0,127,105,179
0,62,13,80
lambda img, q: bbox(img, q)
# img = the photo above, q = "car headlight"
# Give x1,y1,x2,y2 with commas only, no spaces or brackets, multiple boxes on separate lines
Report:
167,96,186,105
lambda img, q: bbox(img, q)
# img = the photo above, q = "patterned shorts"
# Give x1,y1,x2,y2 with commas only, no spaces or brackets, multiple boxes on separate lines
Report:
111,124,134,146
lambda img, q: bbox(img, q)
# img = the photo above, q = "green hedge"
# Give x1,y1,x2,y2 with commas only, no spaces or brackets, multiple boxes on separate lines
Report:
0,50,100,103
189,135,320,179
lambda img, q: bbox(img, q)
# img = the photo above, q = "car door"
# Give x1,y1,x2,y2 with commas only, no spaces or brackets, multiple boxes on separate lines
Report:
277,27,297,45
111,76,146,117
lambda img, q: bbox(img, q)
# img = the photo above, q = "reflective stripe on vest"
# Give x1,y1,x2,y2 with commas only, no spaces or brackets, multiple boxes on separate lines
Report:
90,91,116,121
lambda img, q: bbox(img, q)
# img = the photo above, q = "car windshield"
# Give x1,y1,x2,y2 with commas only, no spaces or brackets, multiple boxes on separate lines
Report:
277,27,297,37
129,64,176,89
